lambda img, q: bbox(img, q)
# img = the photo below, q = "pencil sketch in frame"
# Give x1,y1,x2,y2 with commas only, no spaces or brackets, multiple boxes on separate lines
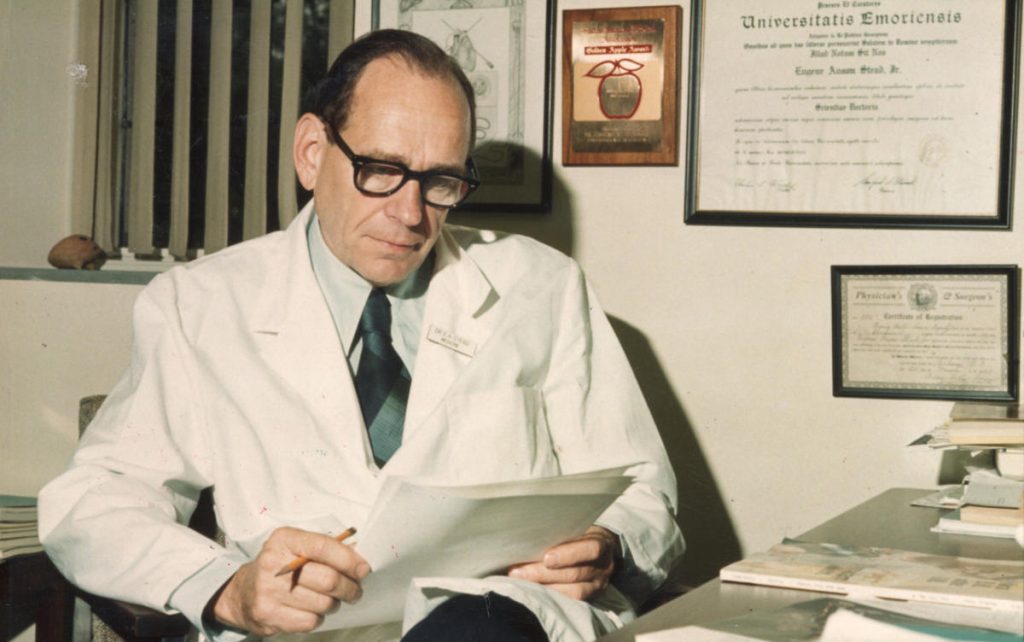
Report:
372,0,555,212
685,0,1019,229
831,265,1020,401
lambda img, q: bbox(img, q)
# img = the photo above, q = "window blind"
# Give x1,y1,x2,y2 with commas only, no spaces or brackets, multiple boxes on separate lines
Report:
72,0,353,261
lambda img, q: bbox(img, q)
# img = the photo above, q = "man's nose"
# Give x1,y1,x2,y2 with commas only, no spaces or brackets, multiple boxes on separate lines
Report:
388,179,425,227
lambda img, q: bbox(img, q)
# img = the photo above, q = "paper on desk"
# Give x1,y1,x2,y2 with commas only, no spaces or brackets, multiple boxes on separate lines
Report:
318,465,634,630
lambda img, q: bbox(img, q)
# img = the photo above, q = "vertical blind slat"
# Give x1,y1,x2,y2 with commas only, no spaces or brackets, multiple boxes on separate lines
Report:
169,0,194,259
327,0,354,65
70,0,102,240
204,0,233,254
242,0,271,241
126,0,158,255
92,0,122,252
276,0,304,228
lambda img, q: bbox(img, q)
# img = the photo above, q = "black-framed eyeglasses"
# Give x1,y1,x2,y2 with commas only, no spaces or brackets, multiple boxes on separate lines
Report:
321,121,480,209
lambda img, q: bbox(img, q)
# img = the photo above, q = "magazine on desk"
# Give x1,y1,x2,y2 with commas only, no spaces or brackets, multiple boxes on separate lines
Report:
719,540,1024,612
635,597,1024,642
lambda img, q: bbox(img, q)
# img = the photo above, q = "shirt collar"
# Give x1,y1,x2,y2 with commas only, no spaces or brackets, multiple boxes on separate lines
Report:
307,212,432,357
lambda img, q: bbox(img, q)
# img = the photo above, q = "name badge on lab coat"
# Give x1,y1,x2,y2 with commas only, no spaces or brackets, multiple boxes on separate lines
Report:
427,325,477,358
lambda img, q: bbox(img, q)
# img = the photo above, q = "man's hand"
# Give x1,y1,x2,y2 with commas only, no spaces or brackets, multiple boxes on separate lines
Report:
210,527,370,636
507,526,620,602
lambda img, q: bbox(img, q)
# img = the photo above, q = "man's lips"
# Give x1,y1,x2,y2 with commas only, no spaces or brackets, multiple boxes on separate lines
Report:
371,236,422,252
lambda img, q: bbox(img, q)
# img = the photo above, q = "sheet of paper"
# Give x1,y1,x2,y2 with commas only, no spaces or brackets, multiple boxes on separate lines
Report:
319,465,634,630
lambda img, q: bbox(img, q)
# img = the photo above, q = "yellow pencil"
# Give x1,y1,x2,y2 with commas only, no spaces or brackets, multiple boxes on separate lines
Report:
274,526,357,577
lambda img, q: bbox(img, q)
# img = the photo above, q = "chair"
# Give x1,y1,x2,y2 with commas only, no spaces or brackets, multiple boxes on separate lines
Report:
72,395,218,642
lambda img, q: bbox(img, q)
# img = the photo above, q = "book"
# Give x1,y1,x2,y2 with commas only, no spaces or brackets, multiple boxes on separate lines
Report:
0,495,37,522
718,540,1024,612
0,523,38,537
0,542,44,560
932,509,1020,540
962,469,1023,509
945,402,1023,446
960,504,1024,527
0,495,41,560
635,598,1024,642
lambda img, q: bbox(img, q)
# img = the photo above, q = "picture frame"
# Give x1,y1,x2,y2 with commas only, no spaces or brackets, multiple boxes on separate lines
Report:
371,0,556,212
685,0,1019,228
562,5,682,166
831,265,1020,401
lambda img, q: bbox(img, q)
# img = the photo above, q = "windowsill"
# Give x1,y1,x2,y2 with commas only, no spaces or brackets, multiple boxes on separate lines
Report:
0,266,160,286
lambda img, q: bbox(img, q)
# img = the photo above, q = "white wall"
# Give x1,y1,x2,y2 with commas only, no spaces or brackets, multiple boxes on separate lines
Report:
2,0,1022,591
0,280,141,495
0,0,76,267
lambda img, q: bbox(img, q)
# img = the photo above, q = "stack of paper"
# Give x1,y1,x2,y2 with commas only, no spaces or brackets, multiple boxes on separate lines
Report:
0,495,41,560
930,469,1024,541
319,465,634,629
911,402,1024,541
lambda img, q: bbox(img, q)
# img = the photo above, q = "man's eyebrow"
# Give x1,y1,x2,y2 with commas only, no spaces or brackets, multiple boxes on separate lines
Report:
363,149,468,175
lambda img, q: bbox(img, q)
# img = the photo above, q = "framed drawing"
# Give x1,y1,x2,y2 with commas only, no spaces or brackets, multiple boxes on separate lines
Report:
831,265,1020,401
562,5,682,166
686,0,1019,228
372,0,555,212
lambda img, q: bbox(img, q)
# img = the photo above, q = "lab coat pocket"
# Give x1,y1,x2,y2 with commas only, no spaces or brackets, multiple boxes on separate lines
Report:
445,387,557,482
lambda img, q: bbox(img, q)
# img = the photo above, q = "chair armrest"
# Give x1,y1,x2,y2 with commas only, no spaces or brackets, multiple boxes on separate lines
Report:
76,590,192,639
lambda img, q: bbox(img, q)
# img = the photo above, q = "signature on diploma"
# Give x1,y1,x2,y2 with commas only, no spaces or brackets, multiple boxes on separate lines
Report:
734,178,797,193
854,172,917,192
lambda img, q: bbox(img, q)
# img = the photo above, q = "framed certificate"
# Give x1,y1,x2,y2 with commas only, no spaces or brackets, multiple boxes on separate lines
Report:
686,0,1019,228
562,5,682,166
831,265,1020,401
371,0,555,212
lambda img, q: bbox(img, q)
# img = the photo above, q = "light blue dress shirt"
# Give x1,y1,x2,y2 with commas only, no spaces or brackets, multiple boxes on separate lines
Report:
306,212,432,376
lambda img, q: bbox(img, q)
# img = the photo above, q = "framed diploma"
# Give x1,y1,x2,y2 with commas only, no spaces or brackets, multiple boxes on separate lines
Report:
831,266,1020,401
686,0,1019,228
562,5,682,166
371,0,555,212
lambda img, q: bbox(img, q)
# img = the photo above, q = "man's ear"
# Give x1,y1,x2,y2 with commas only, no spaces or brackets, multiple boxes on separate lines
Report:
293,113,326,191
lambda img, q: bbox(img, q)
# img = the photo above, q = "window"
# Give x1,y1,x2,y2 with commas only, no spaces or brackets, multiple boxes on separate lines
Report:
71,0,354,262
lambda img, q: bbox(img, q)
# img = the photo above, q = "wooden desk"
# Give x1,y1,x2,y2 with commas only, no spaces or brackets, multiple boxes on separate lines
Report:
601,488,1024,641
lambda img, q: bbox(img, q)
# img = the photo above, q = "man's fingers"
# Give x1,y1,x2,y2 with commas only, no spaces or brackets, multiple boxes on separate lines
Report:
509,561,604,585
266,527,370,581
542,536,606,569
292,562,364,603
279,581,340,614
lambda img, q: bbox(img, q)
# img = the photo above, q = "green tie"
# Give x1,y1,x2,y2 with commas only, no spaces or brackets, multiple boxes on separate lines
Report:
354,289,409,465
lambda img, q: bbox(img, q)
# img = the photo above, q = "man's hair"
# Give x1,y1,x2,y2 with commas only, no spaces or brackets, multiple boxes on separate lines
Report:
307,29,477,150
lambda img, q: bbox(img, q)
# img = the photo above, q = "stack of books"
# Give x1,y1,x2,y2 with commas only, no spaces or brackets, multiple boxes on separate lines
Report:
0,495,41,560
917,402,1024,540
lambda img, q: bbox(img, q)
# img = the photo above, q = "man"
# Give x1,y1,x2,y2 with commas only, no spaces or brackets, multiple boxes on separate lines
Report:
40,30,683,642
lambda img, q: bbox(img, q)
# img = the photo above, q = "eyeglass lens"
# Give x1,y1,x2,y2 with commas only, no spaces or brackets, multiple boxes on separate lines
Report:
356,163,469,207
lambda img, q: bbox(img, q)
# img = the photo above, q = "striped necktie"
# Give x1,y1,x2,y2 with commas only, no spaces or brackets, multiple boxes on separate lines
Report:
354,288,409,466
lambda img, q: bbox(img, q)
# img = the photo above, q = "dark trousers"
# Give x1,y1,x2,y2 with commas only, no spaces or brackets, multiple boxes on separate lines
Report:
401,593,550,642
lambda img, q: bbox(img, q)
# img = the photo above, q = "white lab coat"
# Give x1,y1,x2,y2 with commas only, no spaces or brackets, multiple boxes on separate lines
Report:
39,202,684,642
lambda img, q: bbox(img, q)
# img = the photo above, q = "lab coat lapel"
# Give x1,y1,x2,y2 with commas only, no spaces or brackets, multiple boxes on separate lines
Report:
402,228,499,435
251,203,368,452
